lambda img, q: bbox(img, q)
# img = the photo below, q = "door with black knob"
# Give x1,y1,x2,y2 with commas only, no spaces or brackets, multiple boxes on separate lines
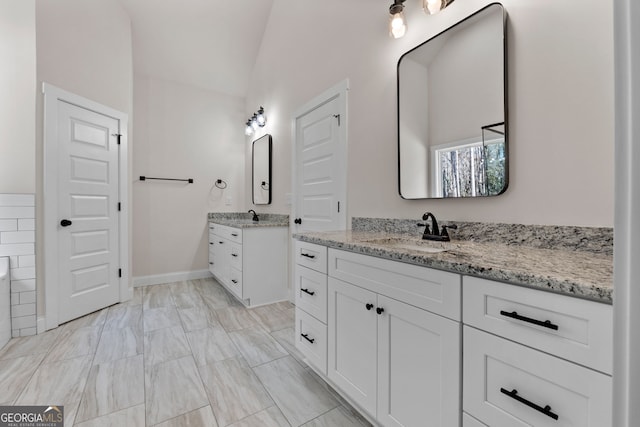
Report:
327,277,377,415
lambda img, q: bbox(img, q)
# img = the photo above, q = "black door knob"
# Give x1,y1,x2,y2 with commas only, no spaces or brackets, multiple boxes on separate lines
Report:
294,218,302,224
365,303,374,311
376,307,385,315
60,219,72,227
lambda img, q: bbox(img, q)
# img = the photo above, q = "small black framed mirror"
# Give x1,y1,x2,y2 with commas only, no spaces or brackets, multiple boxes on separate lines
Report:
252,134,272,205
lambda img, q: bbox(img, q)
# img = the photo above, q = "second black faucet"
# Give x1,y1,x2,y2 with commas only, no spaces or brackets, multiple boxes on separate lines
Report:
418,212,457,242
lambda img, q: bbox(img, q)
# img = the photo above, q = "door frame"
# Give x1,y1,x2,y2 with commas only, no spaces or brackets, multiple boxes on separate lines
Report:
291,79,349,231
42,83,130,331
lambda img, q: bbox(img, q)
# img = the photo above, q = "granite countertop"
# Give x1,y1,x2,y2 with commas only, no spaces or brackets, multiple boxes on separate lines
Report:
208,212,289,228
293,229,613,304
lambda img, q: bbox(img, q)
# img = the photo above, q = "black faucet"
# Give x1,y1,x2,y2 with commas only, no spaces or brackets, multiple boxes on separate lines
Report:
418,212,457,241
248,209,259,222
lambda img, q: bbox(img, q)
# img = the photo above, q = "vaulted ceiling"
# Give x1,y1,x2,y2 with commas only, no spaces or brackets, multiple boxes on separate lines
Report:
117,0,274,97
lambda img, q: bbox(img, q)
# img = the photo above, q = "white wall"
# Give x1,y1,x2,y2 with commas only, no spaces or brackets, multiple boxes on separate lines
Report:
0,1,36,194
246,0,614,227
132,76,245,279
35,0,133,315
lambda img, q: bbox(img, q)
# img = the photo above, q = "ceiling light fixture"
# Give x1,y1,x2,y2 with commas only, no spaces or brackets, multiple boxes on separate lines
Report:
244,107,268,137
389,0,455,39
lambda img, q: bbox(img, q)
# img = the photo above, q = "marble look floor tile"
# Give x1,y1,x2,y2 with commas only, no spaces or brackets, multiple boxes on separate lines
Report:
0,328,62,360
186,327,238,366
61,308,109,332
143,284,175,309
74,404,145,427
76,355,144,423
198,284,236,310
145,356,208,426
199,357,274,427
216,306,260,332
228,328,288,367
93,327,143,364
269,328,306,367
253,356,339,426
153,405,218,427
0,353,45,405
64,400,80,427
144,325,191,366
103,305,143,331
301,406,372,427
228,406,291,427
16,355,92,405
44,326,101,363
143,306,181,332
178,306,220,332
249,306,294,333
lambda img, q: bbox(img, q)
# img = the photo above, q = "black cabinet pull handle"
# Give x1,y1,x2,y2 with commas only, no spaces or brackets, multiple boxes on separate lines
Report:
500,388,559,421
231,253,238,257
301,288,315,296
376,307,385,315
60,219,72,227
499,310,559,331
294,218,302,224
209,242,214,245
231,279,238,284
300,253,316,259
366,303,374,311
231,233,238,237
219,241,224,244
209,262,213,265
301,333,315,344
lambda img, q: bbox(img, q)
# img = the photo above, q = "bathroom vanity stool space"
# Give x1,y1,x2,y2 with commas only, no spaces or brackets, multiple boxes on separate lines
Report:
208,222,288,307
293,239,613,427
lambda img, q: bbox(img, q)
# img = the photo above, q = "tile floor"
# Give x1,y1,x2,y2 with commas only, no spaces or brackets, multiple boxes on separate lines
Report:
0,278,371,427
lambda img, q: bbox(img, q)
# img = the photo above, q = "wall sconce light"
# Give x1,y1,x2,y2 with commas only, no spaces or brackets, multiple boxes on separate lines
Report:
389,0,454,39
244,106,267,136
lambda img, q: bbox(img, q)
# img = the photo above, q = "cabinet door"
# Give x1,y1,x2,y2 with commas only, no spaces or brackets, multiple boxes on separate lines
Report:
328,277,378,416
213,236,229,283
377,295,461,427
208,239,216,274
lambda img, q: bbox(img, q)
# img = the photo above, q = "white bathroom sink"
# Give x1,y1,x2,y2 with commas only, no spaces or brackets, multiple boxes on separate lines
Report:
362,237,451,254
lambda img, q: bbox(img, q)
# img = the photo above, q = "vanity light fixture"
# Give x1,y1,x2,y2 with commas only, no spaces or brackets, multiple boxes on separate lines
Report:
389,0,407,39
244,107,267,136
389,0,454,38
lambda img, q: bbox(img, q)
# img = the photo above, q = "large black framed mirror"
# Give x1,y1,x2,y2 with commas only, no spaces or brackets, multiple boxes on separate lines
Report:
252,134,272,205
398,3,508,199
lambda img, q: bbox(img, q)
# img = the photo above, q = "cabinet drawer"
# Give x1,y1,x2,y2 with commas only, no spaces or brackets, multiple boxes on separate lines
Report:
295,308,327,375
463,276,612,374
328,248,461,321
463,326,612,427
227,268,243,299
294,264,327,323
229,242,243,271
225,227,242,244
463,413,488,427
294,240,327,274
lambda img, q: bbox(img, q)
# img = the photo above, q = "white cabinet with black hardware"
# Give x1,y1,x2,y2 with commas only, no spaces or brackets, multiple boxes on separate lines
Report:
462,276,613,427
326,248,461,427
208,222,288,307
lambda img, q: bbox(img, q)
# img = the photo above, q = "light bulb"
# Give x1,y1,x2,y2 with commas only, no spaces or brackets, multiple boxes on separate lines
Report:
423,0,452,15
389,12,407,39
256,107,266,126
251,114,259,130
245,121,253,136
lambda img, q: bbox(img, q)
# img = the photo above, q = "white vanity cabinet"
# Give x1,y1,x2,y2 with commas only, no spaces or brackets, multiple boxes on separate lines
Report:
208,222,287,306
327,249,461,427
462,277,613,427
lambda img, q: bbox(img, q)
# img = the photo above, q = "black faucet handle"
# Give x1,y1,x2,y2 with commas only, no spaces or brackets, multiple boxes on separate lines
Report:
440,224,458,238
417,223,431,235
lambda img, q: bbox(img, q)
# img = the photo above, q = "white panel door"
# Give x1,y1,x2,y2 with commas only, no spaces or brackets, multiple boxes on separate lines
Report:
57,101,120,323
377,295,461,427
294,87,346,232
327,277,378,415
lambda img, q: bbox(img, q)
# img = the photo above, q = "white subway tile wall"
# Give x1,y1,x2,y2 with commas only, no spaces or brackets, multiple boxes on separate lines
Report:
0,194,36,337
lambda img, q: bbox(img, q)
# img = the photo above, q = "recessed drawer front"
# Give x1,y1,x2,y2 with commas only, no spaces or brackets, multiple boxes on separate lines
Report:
216,225,242,244
464,326,612,427
227,268,242,299
294,264,328,323
328,248,461,321
463,276,612,374
463,413,488,427
295,307,327,375
229,242,243,271
295,240,328,274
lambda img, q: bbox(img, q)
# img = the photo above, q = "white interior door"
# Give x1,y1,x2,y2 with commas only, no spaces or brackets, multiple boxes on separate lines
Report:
293,81,348,232
56,101,121,323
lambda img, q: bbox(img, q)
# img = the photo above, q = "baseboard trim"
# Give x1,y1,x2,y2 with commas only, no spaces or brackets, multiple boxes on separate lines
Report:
132,270,213,287
37,316,46,334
